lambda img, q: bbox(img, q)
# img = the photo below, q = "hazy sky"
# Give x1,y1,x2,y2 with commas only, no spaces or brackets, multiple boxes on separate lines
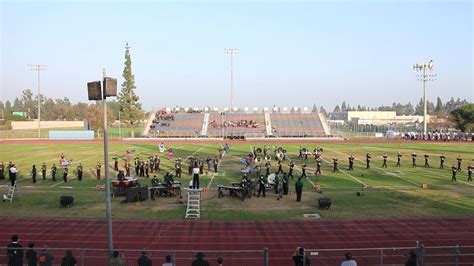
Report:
1,0,472,111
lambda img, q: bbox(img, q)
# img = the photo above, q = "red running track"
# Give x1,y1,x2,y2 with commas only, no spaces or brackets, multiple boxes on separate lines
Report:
0,216,473,265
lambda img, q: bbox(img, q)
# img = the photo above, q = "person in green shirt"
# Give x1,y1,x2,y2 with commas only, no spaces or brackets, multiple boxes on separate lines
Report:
295,177,303,202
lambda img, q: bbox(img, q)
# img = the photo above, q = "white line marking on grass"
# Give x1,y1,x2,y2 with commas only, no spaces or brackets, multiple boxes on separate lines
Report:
323,147,421,187
458,180,474,187
51,177,77,187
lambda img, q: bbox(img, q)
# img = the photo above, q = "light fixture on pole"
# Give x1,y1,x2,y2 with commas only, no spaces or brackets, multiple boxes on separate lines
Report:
28,64,47,138
87,69,117,260
413,59,436,134
224,48,239,111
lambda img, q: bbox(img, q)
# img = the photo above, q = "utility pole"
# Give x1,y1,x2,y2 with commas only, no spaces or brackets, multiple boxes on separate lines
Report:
224,48,239,111
413,60,436,134
28,64,47,138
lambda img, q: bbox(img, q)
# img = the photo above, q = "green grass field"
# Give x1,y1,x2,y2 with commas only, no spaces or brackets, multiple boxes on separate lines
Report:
0,141,473,221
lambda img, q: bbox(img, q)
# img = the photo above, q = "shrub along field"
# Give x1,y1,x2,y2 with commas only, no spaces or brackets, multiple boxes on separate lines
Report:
0,141,473,220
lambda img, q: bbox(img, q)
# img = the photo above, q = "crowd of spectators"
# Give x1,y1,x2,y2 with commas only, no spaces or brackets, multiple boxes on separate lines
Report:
402,131,473,141
210,119,260,128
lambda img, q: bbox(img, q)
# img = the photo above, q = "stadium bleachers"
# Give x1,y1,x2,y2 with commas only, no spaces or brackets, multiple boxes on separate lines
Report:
208,112,266,138
271,113,326,137
147,108,328,138
149,111,204,137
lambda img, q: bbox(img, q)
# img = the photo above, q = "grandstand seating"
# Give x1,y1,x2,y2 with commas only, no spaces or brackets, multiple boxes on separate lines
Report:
271,113,326,137
208,113,266,138
147,109,328,138
149,112,204,137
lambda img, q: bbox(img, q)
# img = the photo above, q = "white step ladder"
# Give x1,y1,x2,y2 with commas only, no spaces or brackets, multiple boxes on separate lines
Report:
3,182,17,203
185,189,202,219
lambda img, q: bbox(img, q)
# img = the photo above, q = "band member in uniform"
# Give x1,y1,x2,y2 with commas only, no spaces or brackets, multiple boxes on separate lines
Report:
257,175,266,197
424,154,430,168
31,165,37,183
51,164,57,181
63,166,68,183
381,154,388,168
315,158,321,176
332,157,339,172
41,162,47,180
265,161,271,177
288,161,295,179
274,174,280,194
125,162,131,177
282,173,289,195
154,155,160,172
366,154,371,169
139,159,145,177
77,163,83,181
206,157,212,171
198,159,204,174
188,157,194,175
298,146,303,159
348,155,354,171
396,152,402,167
457,156,462,171
295,177,303,202
411,153,417,167
241,173,251,198
276,160,283,175
468,165,473,181
175,159,182,178
96,162,101,180
451,166,457,181
254,164,261,179
114,157,119,171
144,161,149,178
134,157,139,176
0,161,4,180
439,155,445,169
213,157,219,173
301,163,307,178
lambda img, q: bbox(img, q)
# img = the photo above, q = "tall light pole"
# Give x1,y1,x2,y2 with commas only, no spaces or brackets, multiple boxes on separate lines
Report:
87,69,117,261
28,64,47,138
225,48,239,110
413,60,436,134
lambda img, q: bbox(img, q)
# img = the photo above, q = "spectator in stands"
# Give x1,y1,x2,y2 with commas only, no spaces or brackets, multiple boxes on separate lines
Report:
7,234,23,266
137,250,152,266
60,250,77,266
405,250,417,266
341,252,357,266
25,242,38,266
38,245,54,266
110,250,126,266
292,247,310,266
217,257,223,266
191,252,210,266
162,255,173,266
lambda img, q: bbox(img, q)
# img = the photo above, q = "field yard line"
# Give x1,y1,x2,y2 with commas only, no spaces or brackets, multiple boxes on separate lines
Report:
324,147,421,187
51,177,77,187
318,157,367,186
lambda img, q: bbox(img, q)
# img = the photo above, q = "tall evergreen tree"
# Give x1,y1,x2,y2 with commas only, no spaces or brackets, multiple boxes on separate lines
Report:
117,43,143,137
435,97,445,115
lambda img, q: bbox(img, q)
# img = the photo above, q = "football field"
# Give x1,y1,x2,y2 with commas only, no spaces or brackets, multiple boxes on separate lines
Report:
1,140,473,220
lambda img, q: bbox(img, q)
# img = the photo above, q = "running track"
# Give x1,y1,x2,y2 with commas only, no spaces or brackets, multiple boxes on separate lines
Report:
0,216,473,265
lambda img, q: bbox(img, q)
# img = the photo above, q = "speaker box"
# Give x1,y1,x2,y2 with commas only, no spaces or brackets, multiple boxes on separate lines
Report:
103,77,117,97
318,197,331,210
125,186,148,202
87,81,102,100
60,196,74,208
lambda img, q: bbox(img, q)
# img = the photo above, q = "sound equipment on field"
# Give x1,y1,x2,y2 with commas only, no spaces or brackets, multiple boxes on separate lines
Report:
60,196,74,208
318,197,331,210
124,186,148,203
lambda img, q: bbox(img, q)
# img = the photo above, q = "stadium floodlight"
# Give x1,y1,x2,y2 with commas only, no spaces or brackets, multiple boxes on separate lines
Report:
224,48,239,111
28,64,47,139
413,59,437,134
86,68,117,260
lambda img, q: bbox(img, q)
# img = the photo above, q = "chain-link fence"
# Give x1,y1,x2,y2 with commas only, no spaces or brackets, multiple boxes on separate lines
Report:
0,247,268,266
